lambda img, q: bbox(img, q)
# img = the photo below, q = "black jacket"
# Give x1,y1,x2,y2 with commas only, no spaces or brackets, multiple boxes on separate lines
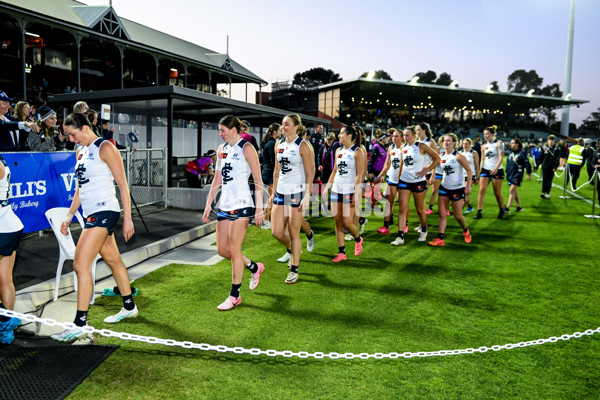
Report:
506,149,532,183
261,136,277,176
540,144,560,170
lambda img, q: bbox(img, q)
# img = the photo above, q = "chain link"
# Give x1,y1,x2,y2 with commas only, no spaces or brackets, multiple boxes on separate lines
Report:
2,309,598,360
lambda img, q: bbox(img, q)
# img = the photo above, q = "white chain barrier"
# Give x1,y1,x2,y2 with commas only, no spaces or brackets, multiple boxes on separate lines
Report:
556,167,597,192
2,309,598,360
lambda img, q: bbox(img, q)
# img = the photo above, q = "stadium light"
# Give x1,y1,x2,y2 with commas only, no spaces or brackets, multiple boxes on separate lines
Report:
409,76,419,84
450,80,459,88
366,70,376,79
564,93,572,100
526,89,535,96
485,84,494,92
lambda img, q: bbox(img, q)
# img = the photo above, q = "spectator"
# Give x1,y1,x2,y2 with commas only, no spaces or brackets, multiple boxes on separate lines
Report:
557,140,568,169
585,141,597,183
9,101,31,150
540,135,559,199
101,120,135,150
85,110,101,137
30,106,66,151
260,123,281,229
504,138,532,212
317,133,341,187
73,101,89,114
240,120,259,151
565,138,585,190
0,91,39,151
185,150,217,188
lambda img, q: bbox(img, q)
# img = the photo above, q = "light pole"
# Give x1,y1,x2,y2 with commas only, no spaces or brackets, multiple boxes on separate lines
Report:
560,0,576,137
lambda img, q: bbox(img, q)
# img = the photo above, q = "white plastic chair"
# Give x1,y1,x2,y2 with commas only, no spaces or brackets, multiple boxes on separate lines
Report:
45,207,100,305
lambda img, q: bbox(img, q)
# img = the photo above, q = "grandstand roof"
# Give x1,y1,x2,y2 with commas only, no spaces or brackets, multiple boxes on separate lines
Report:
319,77,587,113
50,85,330,126
0,0,266,85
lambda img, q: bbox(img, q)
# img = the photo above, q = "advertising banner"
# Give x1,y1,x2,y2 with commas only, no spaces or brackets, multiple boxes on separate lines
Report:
3,152,77,234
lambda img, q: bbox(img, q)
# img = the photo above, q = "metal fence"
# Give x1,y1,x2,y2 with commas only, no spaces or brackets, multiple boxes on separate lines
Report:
120,148,167,207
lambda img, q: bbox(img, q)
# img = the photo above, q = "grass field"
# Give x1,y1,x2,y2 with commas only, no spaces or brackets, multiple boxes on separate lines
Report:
71,171,599,399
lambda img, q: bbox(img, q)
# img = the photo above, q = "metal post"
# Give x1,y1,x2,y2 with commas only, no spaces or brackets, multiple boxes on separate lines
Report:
559,164,571,199
560,0,576,137
163,148,168,207
593,170,598,215
76,35,81,92
20,20,26,99
167,97,173,187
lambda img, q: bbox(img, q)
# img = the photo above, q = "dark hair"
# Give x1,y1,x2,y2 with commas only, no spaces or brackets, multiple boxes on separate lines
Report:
417,122,432,139
64,112,93,130
342,126,359,143
85,110,98,125
485,125,498,135
218,115,243,133
261,123,281,147
512,138,523,150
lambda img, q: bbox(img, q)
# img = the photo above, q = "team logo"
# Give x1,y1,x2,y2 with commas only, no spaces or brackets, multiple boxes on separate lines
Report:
337,154,343,158
221,162,233,183
279,157,291,174
277,148,284,153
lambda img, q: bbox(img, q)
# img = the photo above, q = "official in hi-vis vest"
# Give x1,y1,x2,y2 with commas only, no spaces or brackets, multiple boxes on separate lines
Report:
566,138,585,190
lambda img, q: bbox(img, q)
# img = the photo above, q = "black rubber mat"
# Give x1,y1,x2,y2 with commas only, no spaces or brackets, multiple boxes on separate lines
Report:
0,341,118,400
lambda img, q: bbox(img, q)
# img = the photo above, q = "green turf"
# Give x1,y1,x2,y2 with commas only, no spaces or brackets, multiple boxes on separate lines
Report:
70,171,599,399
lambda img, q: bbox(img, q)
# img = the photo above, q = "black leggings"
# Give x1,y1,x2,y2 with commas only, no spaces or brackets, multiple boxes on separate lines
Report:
542,167,555,193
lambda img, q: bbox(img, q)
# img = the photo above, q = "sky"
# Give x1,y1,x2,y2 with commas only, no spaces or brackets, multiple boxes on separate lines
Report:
81,0,600,126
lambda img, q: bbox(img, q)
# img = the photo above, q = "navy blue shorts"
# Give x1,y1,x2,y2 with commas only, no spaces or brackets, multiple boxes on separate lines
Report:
262,173,273,186
217,207,255,221
397,179,428,193
385,176,399,187
507,178,522,187
84,211,120,235
480,168,504,180
438,185,465,201
273,191,304,208
0,229,23,256
330,191,354,204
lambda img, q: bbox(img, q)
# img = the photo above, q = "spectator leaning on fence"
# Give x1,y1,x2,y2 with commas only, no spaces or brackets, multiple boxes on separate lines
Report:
0,90,39,151
29,106,66,151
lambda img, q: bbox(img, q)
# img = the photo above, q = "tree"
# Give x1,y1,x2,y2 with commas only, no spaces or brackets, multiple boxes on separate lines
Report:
536,83,563,125
292,67,342,89
581,107,600,131
435,72,453,86
507,69,543,93
489,81,499,91
360,70,393,80
412,70,437,84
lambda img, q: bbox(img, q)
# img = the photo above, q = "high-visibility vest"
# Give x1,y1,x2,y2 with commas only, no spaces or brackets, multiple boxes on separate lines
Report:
567,144,584,165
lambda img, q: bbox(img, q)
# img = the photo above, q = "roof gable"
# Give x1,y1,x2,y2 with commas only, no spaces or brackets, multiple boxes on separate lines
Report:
72,5,130,40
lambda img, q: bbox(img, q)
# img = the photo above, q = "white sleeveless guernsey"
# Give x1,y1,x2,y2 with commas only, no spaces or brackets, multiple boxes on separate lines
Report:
217,139,253,211
0,156,24,233
276,136,306,194
482,140,503,170
435,150,445,175
386,144,402,184
400,141,426,183
76,138,120,218
333,144,359,193
441,150,465,190
460,149,476,176
421,137,434,167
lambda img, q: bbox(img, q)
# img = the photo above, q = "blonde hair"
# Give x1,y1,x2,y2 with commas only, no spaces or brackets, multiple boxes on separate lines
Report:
485,125,498,135
444,133,459,150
